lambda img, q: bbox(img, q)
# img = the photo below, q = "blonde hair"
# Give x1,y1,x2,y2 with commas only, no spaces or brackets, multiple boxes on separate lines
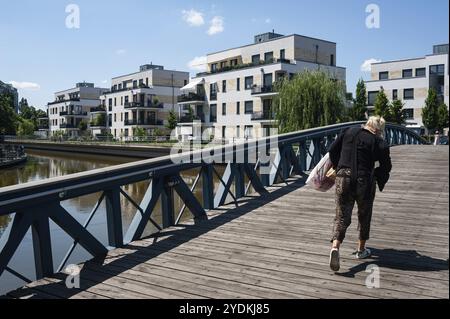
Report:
365,116,386,139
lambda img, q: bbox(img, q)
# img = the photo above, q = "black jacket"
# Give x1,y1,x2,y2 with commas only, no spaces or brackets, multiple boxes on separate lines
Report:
328,127,392,191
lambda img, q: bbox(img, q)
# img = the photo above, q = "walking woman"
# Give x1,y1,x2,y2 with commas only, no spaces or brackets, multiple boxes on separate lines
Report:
327,116,392,272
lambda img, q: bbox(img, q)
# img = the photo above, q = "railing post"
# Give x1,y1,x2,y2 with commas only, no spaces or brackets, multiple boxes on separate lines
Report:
161,179,175,228
280,145,290,181
299,141,307,173
202,164,214,210
31,214,54,279
104,188,123,248
234,164,245,199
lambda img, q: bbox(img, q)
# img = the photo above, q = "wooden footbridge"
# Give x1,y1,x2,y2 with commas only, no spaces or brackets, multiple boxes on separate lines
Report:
0,123,448,299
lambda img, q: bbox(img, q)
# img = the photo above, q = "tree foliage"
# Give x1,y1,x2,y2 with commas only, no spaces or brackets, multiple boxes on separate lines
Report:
437,103,449,132
387,99,406,124
0,94,17,135
273,71,346,133
422,88,441,132
373,88,390,119
17,119,35,136
350,78,367,121
166,109,178,131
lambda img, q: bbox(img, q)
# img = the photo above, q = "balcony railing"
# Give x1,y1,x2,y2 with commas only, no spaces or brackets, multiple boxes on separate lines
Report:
110,84,151,93
251,111,275,121
37,125,49,130
177,93,206,103
124,119,164,126
124,102,164,109
59,123,77,129
197,58,294,76
178,115,204,123
90,106,107,113
48,98,80,105
60,111,88,116
251,85,276,95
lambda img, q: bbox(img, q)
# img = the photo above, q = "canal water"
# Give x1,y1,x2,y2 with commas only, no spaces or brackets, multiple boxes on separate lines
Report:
0,149,229,295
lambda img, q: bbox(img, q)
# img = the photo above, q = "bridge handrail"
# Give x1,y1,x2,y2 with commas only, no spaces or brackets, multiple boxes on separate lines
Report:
0,121,426,291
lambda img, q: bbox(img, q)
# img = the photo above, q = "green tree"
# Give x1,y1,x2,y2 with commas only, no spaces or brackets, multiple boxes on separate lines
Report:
134,127,146,141
422,89,440,132
373,88,390,119
273,71,346,133
166,109,178,131
350,78,367,121
0,94,18,135
387,99,406,124
78,120,88,132
17,119,35,136
437,103,449,132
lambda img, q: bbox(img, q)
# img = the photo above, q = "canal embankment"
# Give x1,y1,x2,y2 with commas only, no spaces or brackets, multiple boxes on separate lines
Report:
3,139,172,159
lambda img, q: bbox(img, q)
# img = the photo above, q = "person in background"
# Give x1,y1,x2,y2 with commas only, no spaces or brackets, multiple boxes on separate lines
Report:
433,131,440,146
327,116,392,272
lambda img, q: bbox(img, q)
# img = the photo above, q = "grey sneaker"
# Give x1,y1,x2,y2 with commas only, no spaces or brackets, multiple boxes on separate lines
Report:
329,248,340,271
355,248,372,259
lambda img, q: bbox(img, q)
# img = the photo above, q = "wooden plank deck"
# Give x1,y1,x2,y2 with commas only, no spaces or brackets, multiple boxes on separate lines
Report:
5,145,449,299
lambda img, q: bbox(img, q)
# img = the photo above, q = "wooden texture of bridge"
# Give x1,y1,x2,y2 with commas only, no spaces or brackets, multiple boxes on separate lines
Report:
4,145,449,299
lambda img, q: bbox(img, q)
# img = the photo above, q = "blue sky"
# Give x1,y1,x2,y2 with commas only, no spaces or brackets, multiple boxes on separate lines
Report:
0,0,448,109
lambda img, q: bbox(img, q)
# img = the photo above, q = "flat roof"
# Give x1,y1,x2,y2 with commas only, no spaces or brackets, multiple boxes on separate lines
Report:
112,68,189,80
206,33,336,57
372,52,448,65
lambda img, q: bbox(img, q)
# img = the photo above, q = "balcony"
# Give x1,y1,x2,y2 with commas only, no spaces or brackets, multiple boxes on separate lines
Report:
124,119,164,126
110,84,151,93
179,115,204,123
177,93,206,104
60,111,88,116
90,106,107,113
251,85,277,96
48,98,80,105
60,123,77,129
197,58,294,76
38,124,49,130
251,112,275,121
124,102,164,109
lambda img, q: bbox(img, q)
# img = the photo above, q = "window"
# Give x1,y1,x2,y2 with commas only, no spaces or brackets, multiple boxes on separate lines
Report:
237,78,240,91
415,68,426,77
402,69,413,78
430,64,445,75
367,91,378,106
330,54,335,66
252,55,260,64
114,113,117,122
222,126,226,138
133,80,137,88
244,101,253,114
146,78,149,86
222,80,227,93
139,79,144,87
245,76,254,90
118,84,122,90
280,49,286,60
121,97,123,105
184,80,188,86
393,89,398,100
211,63,218,72
264,52,274,62
210,104,217,122
124,96,129,105
236,102,240,115
210,83,217,100
379,72,389,80
244,125,253,139
404,88,414,100
403,108,414,120
222,103,227,116
220,61,227,69
230,59,238,66
236,125,240,138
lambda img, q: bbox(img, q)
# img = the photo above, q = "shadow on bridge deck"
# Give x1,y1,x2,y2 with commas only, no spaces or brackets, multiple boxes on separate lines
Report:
5,145,449,299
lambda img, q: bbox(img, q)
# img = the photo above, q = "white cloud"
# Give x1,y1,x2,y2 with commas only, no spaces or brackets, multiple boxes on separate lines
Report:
182,9,205,27
265,18,272,24
207,16,224,35
361,58,381,72
187,56,207,72
116,49,126,55
8,81,40,91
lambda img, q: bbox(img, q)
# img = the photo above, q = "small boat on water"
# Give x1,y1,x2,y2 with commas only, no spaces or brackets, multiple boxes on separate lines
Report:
0,144,28,169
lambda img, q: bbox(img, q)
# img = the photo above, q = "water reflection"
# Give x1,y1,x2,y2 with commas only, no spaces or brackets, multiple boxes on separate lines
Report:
0,149,226,295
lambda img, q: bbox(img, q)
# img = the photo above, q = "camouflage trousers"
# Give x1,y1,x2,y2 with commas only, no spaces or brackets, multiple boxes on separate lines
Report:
331,168,376,243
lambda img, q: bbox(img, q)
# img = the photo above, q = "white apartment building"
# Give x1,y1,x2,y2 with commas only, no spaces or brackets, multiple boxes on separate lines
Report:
177,32,346,142
365,44,449,134
101,64,189,140
48,82,108,137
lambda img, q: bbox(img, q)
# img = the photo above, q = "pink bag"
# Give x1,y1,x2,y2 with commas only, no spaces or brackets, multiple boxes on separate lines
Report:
305,153,336,192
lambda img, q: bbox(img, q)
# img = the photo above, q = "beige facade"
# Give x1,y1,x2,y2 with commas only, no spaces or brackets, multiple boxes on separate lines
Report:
101,64,189,140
